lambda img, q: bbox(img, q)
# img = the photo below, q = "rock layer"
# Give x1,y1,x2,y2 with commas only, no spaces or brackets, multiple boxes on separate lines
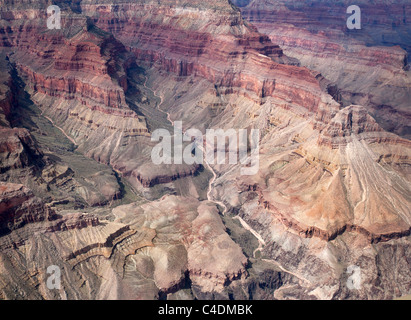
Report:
0,0,409,300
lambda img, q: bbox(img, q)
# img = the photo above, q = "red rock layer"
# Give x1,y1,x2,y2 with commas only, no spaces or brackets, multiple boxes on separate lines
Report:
5,26,133,116
0,4,165,188
82,0,330,115
0,1,148,124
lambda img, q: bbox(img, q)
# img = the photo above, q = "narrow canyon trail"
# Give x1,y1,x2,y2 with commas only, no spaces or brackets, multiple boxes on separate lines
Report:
233,216,266,258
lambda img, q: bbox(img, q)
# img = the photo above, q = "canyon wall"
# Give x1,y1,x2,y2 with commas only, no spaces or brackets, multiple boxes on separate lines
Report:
0,0,409,300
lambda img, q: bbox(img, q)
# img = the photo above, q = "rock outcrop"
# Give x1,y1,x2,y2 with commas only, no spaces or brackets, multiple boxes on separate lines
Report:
113,196,247,294
0,182,55,235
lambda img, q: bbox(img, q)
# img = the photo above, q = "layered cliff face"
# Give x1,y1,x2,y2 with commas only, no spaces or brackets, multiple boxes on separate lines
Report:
0,52,123,207
233,0,411,53
82,0,327,110
0,0,410,300
0,201,158,299
0,3,145,154
0,182,55,235
247,105,410,241
235,0,411,138
1,1,199,195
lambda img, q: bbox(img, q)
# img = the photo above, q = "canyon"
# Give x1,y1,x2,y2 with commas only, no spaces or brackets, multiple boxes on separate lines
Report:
0,0,410,300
